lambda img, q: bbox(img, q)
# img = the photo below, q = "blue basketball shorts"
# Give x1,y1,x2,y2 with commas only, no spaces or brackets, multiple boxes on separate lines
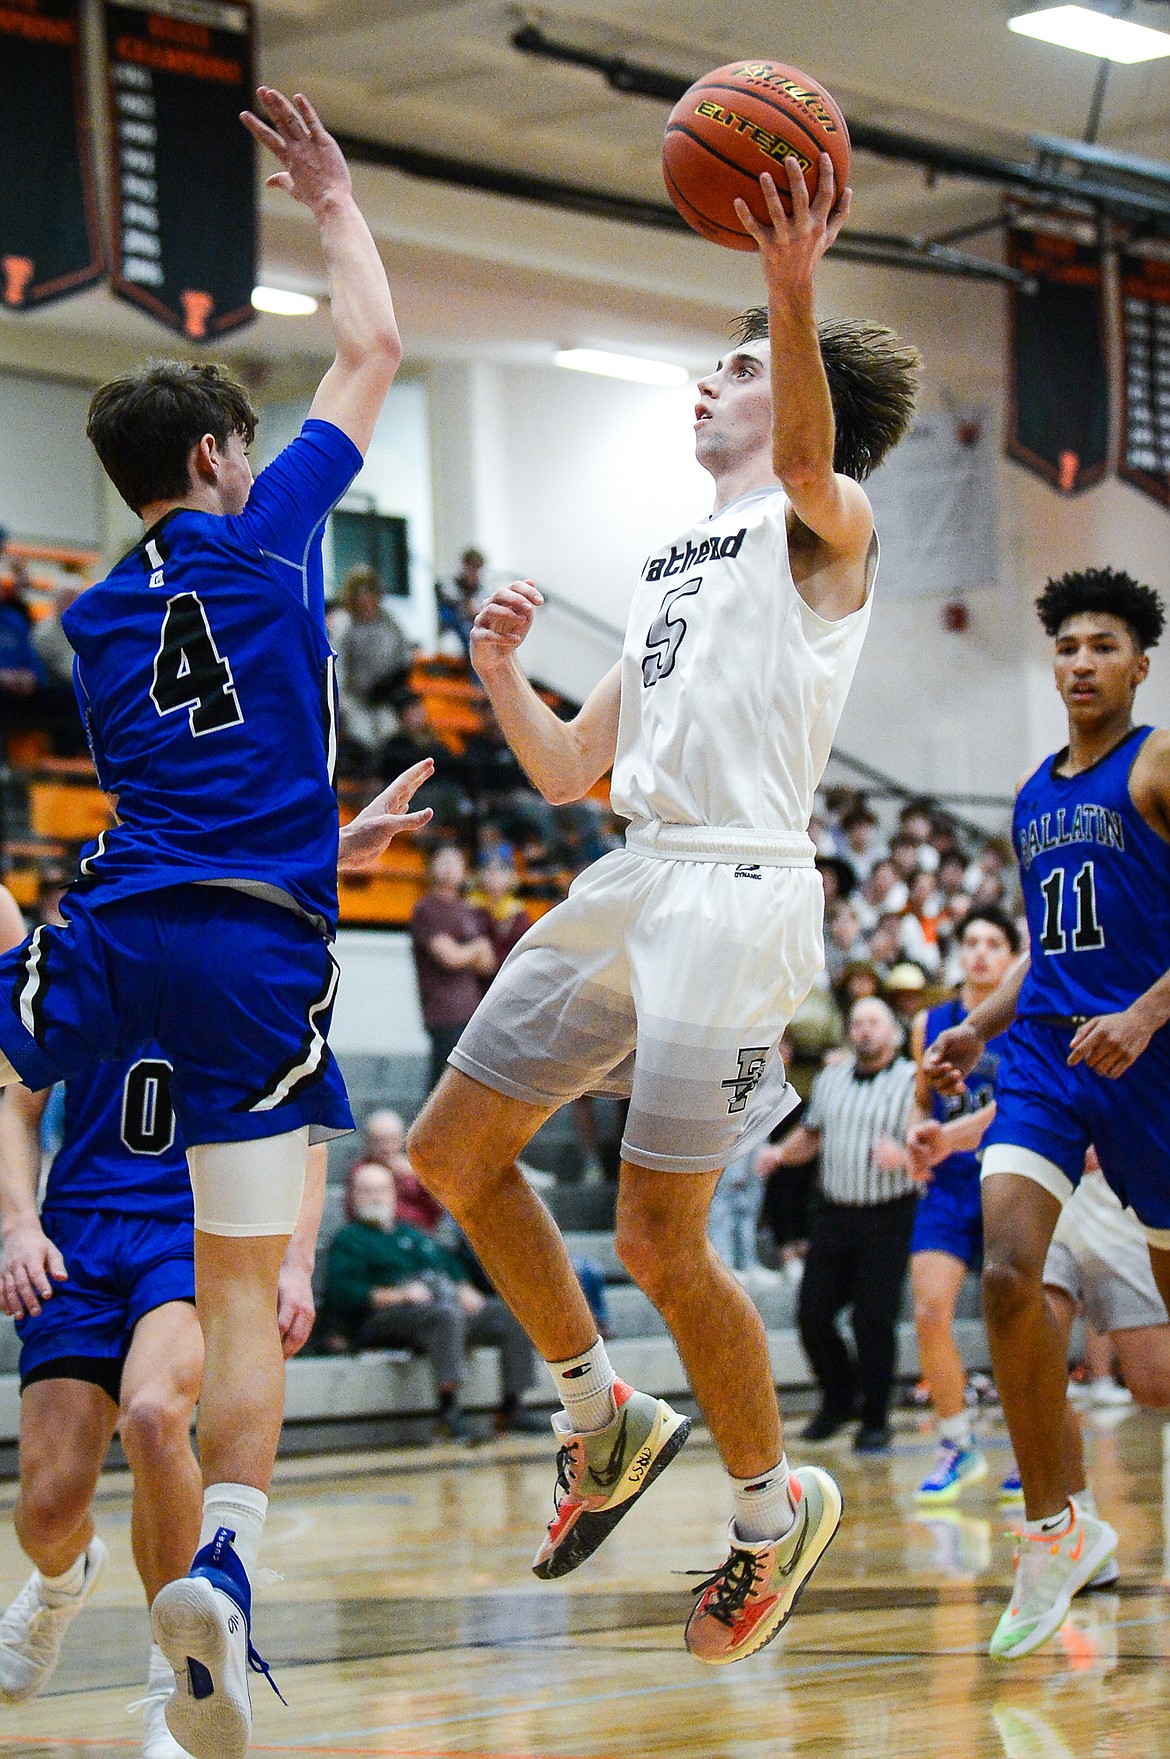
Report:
0,886,353,1148
910,1173,983,1269
17,1207,195,1400
981,1017,1170,1238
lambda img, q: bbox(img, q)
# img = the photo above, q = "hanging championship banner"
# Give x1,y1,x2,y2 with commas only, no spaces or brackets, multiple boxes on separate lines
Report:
1007,221,1109,495
105,0,256,339
1119,251,1170,510
0,0,103,308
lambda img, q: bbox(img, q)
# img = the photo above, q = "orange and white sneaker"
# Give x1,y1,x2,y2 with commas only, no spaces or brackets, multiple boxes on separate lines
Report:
989,1506,1117,1660
532,1381,690,1580
685,1466,843,1665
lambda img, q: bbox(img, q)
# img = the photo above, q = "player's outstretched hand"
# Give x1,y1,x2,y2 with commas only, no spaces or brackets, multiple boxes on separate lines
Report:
922,1021,984,1097
241,86,352,214
733,155,851,288
1068,1005,1155,1079
277,1258,316,1358
469,581,544,681
0,1224,67,1320
338,759,435,873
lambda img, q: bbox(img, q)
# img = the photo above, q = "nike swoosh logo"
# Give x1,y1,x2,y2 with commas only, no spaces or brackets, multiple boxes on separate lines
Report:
1070,1528,1084,1563
776,1503,811,1577
591,1411,629,1490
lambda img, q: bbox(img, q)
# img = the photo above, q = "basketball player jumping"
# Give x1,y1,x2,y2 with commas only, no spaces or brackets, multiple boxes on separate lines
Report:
0,91,428,1759
926,567,1170,1658
407,156,921,1663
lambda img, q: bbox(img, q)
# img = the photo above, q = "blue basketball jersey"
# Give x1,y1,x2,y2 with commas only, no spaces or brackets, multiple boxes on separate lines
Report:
63,419,362,937
1014,726,1170,1020
44,1049,192,1221
925,996,1006,1188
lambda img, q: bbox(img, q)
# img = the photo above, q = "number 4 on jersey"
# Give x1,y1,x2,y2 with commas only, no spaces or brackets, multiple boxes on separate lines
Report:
151,593,243,735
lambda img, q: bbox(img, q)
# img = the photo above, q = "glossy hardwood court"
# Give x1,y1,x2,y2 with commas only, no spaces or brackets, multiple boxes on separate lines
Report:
0,1406,1167,1758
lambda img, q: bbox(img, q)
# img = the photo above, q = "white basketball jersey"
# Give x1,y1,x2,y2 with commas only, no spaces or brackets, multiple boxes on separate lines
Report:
610,487,875,836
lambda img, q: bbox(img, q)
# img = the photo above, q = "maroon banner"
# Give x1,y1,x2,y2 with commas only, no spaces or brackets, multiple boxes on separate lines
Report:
0,0,104,308
1007,224,1109,495
1119,253,1170,511
106,0,256,339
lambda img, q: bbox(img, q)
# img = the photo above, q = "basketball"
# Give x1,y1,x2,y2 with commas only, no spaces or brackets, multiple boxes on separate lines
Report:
663,60,852,250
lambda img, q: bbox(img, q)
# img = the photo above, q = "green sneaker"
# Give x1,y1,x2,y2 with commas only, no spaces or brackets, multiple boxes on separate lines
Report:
989,1506,1117,1660
684,1465,843,1664
532,1380,690,1579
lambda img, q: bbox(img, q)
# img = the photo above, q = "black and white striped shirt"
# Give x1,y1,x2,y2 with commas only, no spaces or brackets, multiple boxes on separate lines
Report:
804,1055,918,1206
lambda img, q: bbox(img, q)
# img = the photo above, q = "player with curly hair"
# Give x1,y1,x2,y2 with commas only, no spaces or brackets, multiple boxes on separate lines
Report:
926,564,1170,1660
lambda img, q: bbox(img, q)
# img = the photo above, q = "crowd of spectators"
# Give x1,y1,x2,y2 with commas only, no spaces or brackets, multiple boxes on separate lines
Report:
0,534,87,759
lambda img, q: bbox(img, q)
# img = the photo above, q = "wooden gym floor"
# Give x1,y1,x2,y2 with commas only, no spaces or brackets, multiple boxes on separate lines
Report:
0,1407,1167,1758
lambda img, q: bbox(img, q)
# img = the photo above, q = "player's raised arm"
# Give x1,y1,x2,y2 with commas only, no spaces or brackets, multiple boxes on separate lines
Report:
924,956,1029,1096
470,582,621,805
734,157,870,565
242,87,400,455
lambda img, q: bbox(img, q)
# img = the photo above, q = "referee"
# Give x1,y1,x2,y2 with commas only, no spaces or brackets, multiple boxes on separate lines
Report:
760,996,918,1453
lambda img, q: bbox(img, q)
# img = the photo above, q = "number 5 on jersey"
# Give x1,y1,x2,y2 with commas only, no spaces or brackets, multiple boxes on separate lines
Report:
151,592,243,735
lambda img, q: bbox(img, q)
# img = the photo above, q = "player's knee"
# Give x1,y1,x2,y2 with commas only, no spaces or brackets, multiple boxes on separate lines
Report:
981,1255,1038,1325
120,1385,192,1464
1121,1363,1170,1409
614,1219,689,1308
914,1289,954,1333
17,1469,90,1547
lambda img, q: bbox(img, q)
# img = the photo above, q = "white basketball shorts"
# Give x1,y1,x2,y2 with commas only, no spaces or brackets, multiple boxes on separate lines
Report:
449,823,823,1174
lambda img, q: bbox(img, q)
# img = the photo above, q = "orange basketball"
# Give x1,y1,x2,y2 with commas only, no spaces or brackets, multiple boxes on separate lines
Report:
663,60,851,251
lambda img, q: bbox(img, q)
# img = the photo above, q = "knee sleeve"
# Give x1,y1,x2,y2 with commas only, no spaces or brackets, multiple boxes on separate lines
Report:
188,1127,309,1238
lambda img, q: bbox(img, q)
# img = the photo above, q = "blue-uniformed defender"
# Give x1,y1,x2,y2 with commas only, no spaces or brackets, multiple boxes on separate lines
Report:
927,566,1170,1662
0,88,429,1759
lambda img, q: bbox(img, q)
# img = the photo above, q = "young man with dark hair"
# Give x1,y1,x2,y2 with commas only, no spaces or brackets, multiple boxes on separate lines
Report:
905,906,1019,1503
0,90,430,1759
407,157,921,1664
927,565,1170,1658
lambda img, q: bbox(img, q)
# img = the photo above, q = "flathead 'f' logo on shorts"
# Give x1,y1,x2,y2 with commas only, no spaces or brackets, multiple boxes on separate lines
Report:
721,1045,768,1114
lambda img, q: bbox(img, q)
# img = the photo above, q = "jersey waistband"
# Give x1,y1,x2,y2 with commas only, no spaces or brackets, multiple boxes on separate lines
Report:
624,821,817,866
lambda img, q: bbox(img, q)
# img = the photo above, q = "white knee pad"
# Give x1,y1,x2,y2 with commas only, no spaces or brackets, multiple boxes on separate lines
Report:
187,1126,309,1237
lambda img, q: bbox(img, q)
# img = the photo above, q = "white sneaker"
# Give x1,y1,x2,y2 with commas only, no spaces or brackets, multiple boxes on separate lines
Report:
0,1537,107,1704
140,1687,195,1758
1089,1377,1133,1409
151,1529,283,1759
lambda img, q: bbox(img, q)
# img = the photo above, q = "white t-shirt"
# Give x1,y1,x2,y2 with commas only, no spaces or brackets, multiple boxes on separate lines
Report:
610,487,874,836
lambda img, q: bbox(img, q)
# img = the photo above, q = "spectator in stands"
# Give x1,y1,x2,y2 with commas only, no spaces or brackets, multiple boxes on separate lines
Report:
855,857,906,930
838,803,883,880
30,581,83,688
409,846,496,1090
936,851,968,905
473,855,532,967
356,1107,443,1233
898,870,943,975
324,1160,541,1438
825,900,867,988
865,912,905,982
759,997,917,1454
816,855,856,912
436,547,487,656
839,961,881,1007
0,569,83,758
335,564,414,777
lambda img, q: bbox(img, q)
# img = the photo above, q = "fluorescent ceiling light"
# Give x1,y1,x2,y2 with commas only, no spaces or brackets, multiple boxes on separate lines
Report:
251,285,318,316
1009,5,1170,63
554,348,689,386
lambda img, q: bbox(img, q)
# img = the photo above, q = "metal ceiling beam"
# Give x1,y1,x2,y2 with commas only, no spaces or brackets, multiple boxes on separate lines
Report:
333,129,1032,286
510,21,1170,235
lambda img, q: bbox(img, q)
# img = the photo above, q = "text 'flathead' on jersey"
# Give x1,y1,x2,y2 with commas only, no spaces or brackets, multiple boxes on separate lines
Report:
641,528,746,583
1017,805,1125,870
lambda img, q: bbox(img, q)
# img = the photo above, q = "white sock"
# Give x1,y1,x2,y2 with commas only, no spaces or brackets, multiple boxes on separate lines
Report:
198,1484,268,1578
147,1643,173,1692
1024,1504,1073,1540
1073,1486,1097,1517
730,1456,797,1545
547,1338,618,1434
40,1551,87,1601
938,1412,972,1449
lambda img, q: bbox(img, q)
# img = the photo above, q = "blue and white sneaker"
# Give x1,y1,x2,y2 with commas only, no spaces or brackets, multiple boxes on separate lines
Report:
914,1439,988,1504
151,1529,282,1759
998,1470,1024,1506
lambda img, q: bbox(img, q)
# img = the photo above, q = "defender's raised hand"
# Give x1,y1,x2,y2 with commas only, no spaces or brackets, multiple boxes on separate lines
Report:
338,759,434,873
470,581,544,680
241,86,352,213
733,155,852,288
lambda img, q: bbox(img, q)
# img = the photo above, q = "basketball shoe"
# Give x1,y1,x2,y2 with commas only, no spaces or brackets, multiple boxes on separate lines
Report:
989,1506,1117,1660
999,1470,1025,1505
532,1380,690,1579
0,1536,107,1703
684,1465,843,1664
151,1528,282,1759
915,1438,989,1504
